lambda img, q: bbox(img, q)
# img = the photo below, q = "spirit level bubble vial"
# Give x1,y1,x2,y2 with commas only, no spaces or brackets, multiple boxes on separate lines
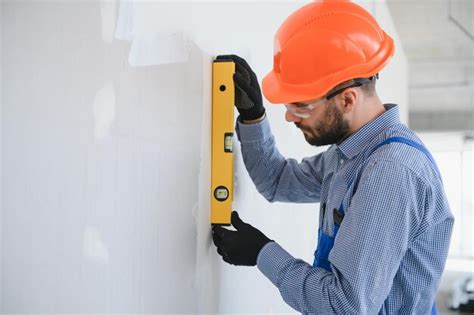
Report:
211,59,235,226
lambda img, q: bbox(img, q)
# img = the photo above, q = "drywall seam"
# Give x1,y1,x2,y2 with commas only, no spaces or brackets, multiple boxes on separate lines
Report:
194,50,219,314
115,0,133,41
0,0,3,310
99,0,118,44
114,2,213,312
92,82,116,141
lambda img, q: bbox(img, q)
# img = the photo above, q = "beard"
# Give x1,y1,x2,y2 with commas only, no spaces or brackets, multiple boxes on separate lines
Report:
295,103,350,146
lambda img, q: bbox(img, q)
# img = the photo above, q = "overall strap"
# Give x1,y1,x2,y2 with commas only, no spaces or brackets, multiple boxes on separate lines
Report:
367,136,441,178
368,136,441,315
341,136,441,216
330,137,441,314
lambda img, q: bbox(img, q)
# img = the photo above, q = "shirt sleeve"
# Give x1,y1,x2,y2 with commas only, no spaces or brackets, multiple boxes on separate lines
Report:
256,159,427,314
235,116,324,203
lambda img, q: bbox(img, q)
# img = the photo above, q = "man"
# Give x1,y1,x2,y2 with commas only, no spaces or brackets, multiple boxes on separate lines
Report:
212,1,454,314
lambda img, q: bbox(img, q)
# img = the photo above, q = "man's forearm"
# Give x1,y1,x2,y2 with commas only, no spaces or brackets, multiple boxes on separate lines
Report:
236,117,322,203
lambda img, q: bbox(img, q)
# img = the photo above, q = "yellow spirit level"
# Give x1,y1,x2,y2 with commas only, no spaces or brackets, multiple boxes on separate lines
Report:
211,59,235,226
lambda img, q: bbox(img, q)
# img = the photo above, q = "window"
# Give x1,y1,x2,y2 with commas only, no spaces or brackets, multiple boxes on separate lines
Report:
419,132,473,264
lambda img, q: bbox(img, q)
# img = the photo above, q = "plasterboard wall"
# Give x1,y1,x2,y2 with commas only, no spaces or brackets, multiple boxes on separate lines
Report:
0,1,3,311
1,2,205,312
0,1,407,313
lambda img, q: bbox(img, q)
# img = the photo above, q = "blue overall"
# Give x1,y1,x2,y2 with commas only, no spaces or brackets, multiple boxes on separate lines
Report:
313,137,440,315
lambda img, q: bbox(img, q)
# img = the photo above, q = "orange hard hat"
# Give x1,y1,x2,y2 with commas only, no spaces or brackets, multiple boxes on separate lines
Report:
262,0,395,104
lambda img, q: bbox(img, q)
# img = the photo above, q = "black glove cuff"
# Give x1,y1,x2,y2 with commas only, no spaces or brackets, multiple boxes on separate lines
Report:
255,239,274,263
240,106,265,121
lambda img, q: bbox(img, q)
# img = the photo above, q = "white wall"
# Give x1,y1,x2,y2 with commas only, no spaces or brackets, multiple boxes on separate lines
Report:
369,0,409,123
0,1,407,313
0,1,3,310
1,2,205,312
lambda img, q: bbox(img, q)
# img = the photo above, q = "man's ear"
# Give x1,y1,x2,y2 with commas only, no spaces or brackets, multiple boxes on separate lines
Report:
339,88,358,113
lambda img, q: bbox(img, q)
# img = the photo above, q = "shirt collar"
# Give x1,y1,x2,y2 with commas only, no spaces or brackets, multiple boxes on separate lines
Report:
337,104,401,159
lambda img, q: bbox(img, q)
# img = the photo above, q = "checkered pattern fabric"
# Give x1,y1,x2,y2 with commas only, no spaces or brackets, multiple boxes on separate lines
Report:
235,104,454,314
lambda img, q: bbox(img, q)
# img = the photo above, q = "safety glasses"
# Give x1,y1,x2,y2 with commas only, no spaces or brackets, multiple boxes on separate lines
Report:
284,77,375,119
284,99,326,119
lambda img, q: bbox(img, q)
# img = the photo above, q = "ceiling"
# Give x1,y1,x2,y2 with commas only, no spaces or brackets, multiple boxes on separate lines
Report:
386,0,473,132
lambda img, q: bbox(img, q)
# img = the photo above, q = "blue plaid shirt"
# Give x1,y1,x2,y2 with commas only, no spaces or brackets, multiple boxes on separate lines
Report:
235,104,454,314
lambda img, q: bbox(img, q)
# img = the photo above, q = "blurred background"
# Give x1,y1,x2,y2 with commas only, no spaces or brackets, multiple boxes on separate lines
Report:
0,0,472,314
387,1,473,313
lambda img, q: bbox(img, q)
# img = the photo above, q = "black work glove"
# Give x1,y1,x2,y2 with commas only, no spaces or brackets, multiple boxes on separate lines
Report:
216,54,265,121
212,211,273,266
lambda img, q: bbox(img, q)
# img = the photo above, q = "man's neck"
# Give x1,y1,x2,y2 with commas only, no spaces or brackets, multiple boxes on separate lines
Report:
349,96,386,135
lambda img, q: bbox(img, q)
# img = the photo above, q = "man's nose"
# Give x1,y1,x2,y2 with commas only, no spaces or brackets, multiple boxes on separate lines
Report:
285,110,302,123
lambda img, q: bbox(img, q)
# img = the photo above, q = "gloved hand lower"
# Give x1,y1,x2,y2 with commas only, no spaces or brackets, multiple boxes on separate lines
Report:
216,55,265,121
212,211,273,266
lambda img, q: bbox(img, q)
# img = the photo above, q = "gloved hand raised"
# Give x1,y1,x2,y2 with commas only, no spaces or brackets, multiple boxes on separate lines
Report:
212,211,273,266
216,55,265,121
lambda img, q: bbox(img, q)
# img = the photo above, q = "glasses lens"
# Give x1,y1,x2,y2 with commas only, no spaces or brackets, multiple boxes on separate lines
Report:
285,98,327,118
285,104,311,118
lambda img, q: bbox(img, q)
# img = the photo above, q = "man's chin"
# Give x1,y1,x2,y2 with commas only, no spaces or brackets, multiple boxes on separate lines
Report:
304,133,330,147
303,133,319,146
300,128,329,146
